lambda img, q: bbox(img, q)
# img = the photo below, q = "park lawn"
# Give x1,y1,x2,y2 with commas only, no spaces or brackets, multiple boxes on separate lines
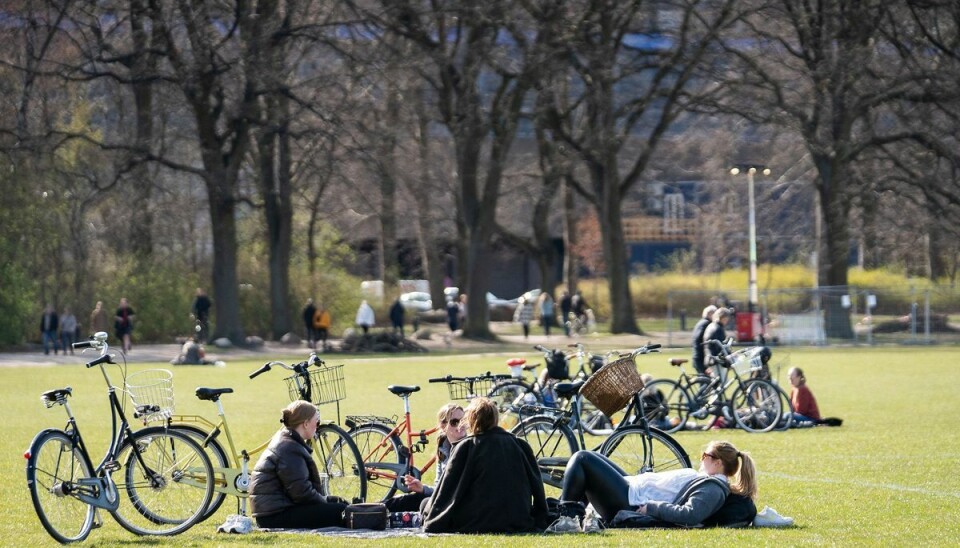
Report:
3,344,959,546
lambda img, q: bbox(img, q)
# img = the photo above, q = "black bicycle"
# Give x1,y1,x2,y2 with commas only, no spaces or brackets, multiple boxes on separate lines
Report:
510,344,691,496
25,332,214,543
641,339,784,433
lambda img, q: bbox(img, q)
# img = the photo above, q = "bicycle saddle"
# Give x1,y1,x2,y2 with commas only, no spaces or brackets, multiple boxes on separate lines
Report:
195,387,234,401
42,387,73,403
670,358,688,366
388,385,421,396
554,379,585,398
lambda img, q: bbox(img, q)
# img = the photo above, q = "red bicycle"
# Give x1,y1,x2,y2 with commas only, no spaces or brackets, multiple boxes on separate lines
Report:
346,373,507,502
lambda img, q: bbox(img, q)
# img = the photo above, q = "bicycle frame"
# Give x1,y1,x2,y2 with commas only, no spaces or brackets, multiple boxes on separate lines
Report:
358,393,441,490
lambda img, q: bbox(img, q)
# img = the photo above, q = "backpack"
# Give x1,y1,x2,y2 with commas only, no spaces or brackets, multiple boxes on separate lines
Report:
546,349,569,380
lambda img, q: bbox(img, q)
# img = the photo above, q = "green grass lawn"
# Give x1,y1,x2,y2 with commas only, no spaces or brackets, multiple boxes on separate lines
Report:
4,345,960,546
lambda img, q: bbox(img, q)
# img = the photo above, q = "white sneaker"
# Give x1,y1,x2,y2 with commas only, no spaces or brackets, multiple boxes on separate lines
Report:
217,514,254,534
753,506,794,527
546,515,582,533
582,506,603,533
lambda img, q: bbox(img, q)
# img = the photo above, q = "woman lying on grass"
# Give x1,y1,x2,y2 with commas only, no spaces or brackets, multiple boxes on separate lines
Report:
549,440,757,532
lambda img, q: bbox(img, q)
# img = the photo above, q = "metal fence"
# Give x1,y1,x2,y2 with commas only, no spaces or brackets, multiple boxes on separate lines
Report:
666,285,960,347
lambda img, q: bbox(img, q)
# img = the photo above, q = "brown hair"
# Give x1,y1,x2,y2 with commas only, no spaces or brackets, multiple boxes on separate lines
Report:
707,440,758,500
789,367,806,385
281,400,318,429
436,403,464,462
463,397,498,435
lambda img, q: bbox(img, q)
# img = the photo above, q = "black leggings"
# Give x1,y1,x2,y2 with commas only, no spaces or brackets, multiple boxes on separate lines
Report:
561,451,633,522
255,501,348,529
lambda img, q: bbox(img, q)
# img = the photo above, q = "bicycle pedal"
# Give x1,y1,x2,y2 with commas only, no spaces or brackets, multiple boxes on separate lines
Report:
103,460,121,472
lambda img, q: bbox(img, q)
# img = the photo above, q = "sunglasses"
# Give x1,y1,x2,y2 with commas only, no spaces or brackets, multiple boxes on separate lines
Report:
701,452,719,460
444,418,462,427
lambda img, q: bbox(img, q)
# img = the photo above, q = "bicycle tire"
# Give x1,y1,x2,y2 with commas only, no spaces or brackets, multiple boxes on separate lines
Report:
578,397,614,435
731,379,782,433
348,423,405,502
510,415,578,497
773,383,794,431
315,423,366,503
170,424,230,522
113,427,214,536
599,425,692,475
638,380,690,434
487,379,536,430
26,429,96,543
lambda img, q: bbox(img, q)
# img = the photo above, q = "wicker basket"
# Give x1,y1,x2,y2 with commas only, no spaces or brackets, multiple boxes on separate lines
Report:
126,369,175,422
285,365,346,405
580,356,644,417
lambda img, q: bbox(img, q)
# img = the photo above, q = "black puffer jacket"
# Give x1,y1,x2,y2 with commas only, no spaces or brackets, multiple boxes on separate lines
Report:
248,428,329,517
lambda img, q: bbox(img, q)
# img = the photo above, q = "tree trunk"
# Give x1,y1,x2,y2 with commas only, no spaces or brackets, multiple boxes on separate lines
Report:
815,156,854,339
207,181,245,344
597,167,640,334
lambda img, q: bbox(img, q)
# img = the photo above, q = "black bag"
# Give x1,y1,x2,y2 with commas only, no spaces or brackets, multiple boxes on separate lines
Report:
342,502,388,530
547,349,570,380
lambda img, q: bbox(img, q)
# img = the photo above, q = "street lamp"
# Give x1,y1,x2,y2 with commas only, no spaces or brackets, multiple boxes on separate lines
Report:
729,164,771,312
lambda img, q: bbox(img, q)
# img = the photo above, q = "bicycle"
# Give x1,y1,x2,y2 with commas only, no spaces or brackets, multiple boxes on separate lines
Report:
510,344,691,496
641,339,783,433
487,344,612,434
346,373,509,503
166,352,366,522
25,332,214,543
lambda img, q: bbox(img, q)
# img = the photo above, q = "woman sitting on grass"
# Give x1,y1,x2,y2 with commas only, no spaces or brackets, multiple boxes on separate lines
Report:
788,367,821,426
248,401,348,529
549,440,757,532
422,397,549,533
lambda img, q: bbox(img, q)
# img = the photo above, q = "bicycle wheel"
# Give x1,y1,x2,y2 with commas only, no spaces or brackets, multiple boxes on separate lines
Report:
731,379,783,433
315,423,366,502
638,380,691,434
600,425,691,475
773,383,794,431
171,424,230,523
579,398,613,436
681,375,718,431
487,380,535,430
113,427,214,536
26,429,96,543
349,423,405,502
510,415,578,497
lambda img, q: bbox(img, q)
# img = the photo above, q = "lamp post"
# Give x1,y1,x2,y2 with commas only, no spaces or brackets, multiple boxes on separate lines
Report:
730,164,770,312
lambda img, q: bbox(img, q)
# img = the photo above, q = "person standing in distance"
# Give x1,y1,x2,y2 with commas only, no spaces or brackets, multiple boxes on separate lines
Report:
691,305,717,375
355,300,375,335
302,298,317,349
192,287,212,343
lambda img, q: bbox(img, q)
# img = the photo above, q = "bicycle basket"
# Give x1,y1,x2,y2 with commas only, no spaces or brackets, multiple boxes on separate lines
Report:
730,347,766,376
579,356,644,417
447,377,499,401
285,364,346,405
125,369,175,422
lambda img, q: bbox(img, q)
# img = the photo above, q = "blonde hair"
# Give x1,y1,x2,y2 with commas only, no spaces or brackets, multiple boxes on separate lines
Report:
464,397,498,435
281,400,318,429
436,403,464,461
707,440,758,500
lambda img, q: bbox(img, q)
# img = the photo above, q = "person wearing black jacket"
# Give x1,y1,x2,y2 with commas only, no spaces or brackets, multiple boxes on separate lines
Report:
422,398,549,533
691,305,717,375
248,401,348,528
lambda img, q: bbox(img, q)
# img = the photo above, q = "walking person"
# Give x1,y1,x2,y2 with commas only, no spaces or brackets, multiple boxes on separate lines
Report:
513,296,535,339
703,307,730,371
355,300,375,335
192,287,212,344
59,307,78,355
559,291,572,337
40,304,59,355
389,298,406,338
302,299,317,348
313,303,331,350
114,297,135,353
538,292,555,337
89,300,109,336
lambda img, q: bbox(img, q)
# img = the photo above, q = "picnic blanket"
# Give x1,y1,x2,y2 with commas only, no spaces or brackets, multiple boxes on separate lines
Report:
257,526,436,539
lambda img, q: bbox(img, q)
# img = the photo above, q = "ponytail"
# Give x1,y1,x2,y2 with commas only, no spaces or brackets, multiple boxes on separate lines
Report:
732,451,758,500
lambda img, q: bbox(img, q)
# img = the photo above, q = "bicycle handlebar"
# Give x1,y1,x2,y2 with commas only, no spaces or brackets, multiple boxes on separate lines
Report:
73,341,94,349
249,363,273,379
85,354,113,368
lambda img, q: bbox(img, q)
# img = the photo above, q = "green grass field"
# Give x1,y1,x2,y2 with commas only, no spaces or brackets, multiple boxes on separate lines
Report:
4,344,960,546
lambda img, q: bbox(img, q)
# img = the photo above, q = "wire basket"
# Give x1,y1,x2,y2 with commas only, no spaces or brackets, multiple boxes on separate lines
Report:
125,369,175,422
286,365,346,406
445,377,495,400
579,356,644,417
730,347,765,376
